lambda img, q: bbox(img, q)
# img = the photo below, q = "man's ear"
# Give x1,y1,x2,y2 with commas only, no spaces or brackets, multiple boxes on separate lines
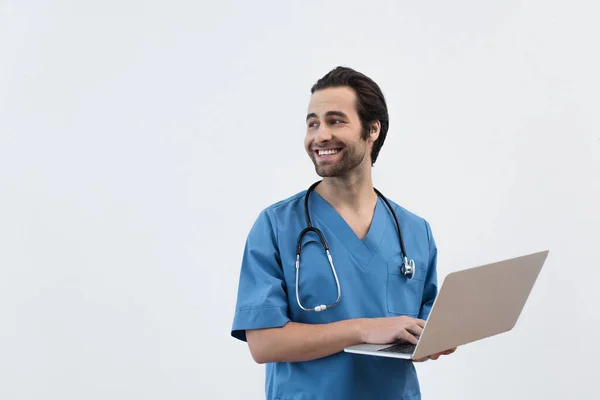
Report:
369,121,381,143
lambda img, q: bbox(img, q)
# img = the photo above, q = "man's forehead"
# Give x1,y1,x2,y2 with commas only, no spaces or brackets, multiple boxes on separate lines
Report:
307,87,357,116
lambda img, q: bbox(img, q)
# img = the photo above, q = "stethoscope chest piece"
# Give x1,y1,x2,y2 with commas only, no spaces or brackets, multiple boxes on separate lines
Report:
400,257,415,279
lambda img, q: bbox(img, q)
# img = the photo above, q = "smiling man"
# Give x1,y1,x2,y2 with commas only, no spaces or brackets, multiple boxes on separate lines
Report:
231,66,454,400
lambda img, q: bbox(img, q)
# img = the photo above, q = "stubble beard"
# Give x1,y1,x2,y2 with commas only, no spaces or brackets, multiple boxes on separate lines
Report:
312,145,368,178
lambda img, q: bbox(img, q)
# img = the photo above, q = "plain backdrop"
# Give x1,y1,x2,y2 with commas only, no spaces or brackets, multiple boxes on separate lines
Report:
1,1,599,399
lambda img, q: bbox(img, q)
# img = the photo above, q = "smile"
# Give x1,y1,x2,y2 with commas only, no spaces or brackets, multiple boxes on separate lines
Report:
316,148,341,156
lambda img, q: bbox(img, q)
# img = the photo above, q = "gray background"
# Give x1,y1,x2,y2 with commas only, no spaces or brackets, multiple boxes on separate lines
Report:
1,0,598,399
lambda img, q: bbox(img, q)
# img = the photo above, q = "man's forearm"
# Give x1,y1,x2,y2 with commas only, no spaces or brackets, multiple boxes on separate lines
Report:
245,319,364,364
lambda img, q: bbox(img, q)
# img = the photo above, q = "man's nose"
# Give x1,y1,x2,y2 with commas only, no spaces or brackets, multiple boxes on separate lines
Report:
314,126,333,144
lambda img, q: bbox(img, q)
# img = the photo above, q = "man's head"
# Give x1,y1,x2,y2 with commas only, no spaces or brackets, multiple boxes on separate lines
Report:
305,66,389,178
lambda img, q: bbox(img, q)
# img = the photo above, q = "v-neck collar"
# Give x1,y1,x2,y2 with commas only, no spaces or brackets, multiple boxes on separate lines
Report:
309,189,390,264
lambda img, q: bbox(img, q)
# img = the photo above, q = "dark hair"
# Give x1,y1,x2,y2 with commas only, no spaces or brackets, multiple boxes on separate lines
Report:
310,66,389,165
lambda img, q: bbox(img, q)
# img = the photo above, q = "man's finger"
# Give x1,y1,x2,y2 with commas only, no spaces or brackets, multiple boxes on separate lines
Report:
399,330,419,345
406,323,424,338
412,318,426,328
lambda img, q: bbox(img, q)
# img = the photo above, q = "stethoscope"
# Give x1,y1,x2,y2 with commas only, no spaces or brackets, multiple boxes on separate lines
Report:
295,180,415,312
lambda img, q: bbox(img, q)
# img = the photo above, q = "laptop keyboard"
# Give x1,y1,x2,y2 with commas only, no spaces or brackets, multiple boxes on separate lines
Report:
378,341,417,354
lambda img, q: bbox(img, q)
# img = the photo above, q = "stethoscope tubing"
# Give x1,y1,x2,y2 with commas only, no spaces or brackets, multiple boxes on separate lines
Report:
295,180,414,312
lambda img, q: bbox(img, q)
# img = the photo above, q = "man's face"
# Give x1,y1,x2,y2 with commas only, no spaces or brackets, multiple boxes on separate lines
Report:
304,87,373,178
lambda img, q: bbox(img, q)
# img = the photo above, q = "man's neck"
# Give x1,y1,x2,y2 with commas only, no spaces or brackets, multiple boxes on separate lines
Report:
315,170,377,213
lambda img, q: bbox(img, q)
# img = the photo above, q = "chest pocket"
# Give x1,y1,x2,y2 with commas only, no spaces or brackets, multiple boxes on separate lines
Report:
386,260,426,316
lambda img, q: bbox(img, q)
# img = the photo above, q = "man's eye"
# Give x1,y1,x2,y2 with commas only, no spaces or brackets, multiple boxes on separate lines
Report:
331,119,341,125
308,121,318,128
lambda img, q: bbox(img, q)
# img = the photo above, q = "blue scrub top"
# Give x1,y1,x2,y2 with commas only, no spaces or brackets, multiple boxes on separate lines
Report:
231,188,438,400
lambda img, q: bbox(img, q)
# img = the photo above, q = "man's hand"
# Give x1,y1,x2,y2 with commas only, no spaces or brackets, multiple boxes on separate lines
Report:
413,347,457,362
358,316,425,346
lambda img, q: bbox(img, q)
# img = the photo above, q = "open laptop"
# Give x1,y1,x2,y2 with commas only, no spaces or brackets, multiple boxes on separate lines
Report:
344,250,549,360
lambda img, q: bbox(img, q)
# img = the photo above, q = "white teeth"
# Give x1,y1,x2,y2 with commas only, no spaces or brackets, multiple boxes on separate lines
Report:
318,149,339,156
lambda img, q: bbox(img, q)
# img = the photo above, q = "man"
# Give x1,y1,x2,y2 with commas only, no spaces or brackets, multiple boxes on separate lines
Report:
231,66,455,399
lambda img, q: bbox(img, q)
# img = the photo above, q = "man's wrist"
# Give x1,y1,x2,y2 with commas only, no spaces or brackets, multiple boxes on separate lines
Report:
349,318,366,343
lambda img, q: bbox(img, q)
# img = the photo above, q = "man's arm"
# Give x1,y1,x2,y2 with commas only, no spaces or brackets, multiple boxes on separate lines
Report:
246,316,425,364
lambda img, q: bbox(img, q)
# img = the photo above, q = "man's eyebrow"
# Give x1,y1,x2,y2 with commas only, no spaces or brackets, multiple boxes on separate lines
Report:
306,111,349,121
306,112,318,121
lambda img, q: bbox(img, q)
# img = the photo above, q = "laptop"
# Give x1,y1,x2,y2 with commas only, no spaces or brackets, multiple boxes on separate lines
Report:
344,250,549,360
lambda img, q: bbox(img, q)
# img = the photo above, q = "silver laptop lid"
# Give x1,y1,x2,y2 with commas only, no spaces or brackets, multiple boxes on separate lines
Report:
413,250,549,360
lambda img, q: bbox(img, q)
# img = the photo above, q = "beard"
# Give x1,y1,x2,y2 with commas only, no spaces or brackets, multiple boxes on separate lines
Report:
311,143,368,177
